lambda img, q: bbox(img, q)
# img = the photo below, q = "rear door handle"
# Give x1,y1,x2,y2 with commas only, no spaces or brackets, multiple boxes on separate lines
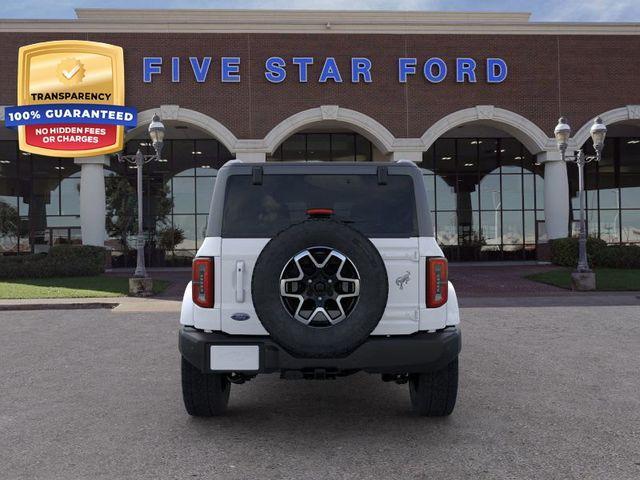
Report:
236,261,245,302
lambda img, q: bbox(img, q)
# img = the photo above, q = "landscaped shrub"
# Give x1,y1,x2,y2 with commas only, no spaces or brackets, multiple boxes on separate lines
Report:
550,237,606,267
550,237,640,268
0,245,107,279
593,244,640,268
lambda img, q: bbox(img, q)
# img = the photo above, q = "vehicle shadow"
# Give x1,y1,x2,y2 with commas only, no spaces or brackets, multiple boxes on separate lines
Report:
182,373,456,435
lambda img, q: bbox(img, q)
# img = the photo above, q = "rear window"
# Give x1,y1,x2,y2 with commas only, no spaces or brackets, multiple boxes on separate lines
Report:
221,174,417,238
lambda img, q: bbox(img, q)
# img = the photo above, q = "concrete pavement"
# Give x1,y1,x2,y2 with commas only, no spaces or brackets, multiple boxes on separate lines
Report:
1,291,638,312
1,305,639,479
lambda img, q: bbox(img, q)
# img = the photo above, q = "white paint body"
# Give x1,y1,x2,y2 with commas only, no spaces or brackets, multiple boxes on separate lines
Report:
180,235,460,335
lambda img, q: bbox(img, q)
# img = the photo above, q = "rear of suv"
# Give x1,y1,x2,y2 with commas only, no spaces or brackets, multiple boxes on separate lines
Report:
179,161,460,416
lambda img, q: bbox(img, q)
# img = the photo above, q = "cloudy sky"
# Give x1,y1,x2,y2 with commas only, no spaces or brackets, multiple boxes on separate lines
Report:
0,0,639,22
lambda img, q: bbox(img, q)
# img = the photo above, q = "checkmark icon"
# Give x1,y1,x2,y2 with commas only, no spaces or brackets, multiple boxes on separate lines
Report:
57,59,84,85
62,64,80,79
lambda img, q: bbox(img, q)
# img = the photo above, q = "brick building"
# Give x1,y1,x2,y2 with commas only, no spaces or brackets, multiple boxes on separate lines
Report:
0,9,639,263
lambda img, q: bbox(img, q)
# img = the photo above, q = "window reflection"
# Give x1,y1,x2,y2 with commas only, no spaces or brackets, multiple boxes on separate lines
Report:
502,211,524,249
434,175,455,211
481,210,501,245
599,210,620,243
621,210,640,243
478,139,499,172
3,133,639,263
271,132,374,162
501,175,523,210
172,177,195,214
570,136,640,244
523,174,536,210
60,176,80,215
479,175,501,211
196,175,216,214
436,211,457,245
621,175,640,208
108,138,231,266
418,136,545,260
307,134,331,161
524,211,536,245
500,138,523,173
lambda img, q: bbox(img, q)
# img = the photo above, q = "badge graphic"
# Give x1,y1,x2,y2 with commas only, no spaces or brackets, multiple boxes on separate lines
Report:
5,40,137,157
395,271,411,290
56,58,85,85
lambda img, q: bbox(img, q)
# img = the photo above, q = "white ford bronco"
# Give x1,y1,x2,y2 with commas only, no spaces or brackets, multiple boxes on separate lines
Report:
179,160,460,416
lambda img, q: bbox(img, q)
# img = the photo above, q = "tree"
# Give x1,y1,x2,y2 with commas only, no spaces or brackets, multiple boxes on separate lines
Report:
105,176,173,252
157,226,185,252
105,176,136,252
0,201,21,250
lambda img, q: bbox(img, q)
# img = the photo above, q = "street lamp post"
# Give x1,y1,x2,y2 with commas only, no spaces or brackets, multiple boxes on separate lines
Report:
553,116,607,289
117,114,165,290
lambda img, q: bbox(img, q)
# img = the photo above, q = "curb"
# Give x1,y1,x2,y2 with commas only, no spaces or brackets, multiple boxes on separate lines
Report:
0,302,119,312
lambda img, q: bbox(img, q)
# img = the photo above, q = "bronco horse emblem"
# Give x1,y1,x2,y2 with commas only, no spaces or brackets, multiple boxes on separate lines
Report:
395,271,411,290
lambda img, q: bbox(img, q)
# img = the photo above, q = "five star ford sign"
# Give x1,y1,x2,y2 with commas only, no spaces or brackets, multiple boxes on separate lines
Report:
5,40,137,158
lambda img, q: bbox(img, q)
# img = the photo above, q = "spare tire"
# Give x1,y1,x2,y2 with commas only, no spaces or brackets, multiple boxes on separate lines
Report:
252,219,388,358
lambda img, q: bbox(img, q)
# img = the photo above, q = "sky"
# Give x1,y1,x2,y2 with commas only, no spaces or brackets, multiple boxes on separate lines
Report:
0,0,639,22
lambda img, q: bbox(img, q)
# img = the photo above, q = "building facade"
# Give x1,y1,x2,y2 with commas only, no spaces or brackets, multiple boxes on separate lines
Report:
0,9,639,264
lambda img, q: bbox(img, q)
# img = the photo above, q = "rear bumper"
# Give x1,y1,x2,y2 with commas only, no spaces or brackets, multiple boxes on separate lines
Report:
179,326,461,375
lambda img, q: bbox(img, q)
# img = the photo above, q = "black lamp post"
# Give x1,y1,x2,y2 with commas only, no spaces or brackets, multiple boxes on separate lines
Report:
554,116,607,288
117,113,165,280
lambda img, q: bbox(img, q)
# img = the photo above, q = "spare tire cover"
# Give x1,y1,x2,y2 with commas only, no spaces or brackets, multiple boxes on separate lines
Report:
251,219,388,358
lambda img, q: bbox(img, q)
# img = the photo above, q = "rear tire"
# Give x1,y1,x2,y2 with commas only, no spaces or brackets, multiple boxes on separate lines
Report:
181,358,230,417
409,357,458,416
252,219,388,358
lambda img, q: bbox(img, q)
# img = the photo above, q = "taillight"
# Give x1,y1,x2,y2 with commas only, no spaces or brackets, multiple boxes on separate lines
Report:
306,208,334,217
426,257,448,308
192,258,214,308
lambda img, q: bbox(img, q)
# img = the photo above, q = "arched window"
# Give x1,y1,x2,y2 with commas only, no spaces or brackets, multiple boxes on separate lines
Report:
418,136,543,261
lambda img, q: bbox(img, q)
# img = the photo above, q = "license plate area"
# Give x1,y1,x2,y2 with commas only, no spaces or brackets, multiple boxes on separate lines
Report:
210,345,259,372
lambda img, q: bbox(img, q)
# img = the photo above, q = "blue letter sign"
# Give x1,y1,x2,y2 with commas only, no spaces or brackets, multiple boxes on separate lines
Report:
319,57,343,83
190,57,211,83
487,58,508,83
292,57,314,82
265,56,287,83
424,58,447,83
351,58,372,83
398,58,417,83
142,56,508,84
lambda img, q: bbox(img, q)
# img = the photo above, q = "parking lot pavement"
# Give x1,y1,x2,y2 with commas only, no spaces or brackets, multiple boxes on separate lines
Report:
1,307,639,480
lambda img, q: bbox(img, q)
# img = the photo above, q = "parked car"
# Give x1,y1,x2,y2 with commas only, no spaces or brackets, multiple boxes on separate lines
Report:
179,160,461,416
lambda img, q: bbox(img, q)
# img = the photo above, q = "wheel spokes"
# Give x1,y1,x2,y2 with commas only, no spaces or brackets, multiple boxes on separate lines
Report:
279,247,360,326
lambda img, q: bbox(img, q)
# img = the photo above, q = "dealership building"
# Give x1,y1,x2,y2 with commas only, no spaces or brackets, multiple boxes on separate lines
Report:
0,9,639,264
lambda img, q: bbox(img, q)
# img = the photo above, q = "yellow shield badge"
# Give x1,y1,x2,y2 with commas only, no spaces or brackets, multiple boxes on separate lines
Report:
6,40,135,158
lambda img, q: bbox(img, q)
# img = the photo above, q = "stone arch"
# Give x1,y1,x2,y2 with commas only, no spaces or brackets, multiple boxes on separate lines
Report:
572,105,640,148
263,105,396,155
420,105,552,154
127,105,239,153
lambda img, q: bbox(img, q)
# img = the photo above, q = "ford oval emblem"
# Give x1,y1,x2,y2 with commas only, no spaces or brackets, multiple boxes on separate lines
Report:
231,313,250,321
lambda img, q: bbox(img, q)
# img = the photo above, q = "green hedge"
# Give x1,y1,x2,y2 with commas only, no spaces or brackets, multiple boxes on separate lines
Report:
550,237,640,268
593,245,640,268
0,245,106,279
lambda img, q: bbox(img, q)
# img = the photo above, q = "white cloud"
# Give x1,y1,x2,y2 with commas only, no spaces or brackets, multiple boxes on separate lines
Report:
544,0,640,21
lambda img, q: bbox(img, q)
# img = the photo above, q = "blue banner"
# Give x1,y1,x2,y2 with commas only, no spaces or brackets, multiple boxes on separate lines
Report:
5,104,137,128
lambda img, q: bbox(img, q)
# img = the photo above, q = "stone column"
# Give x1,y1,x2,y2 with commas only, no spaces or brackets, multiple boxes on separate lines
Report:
538,151,569,240
74,155,109,246
235,151,266,162
391,151,422,163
